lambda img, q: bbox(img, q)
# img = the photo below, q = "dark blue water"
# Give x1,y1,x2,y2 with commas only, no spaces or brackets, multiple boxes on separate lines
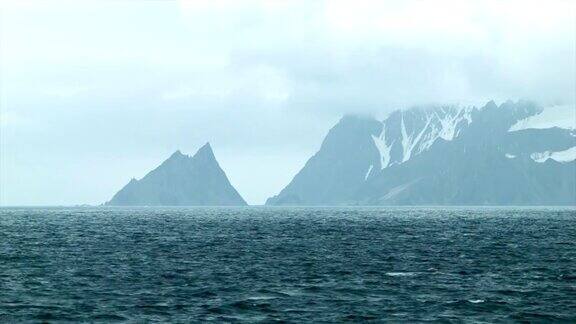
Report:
1,207,575,322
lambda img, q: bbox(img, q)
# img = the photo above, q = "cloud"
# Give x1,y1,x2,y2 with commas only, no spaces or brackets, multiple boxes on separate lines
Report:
160,64,290,103
4,0,574,110
171,0,575,111
39,85,89,98
1,0,574,205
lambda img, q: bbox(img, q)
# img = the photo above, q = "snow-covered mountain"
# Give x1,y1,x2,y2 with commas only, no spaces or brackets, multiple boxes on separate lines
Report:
106,143,247,206
266,100,575,206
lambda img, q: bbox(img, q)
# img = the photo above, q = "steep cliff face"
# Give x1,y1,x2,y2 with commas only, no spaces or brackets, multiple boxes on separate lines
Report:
267,101,576,206
106,143,247,206
265,115,382,206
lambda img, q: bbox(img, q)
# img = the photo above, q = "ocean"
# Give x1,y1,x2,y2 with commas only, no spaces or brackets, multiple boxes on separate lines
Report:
1,207,575,322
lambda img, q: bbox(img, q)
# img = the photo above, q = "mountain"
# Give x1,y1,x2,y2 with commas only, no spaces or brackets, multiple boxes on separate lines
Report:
265,115,382,205
106,143,247,206
266,100,576,206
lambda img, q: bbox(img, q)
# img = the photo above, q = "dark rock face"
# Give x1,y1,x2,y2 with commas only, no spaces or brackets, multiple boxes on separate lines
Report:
267,101,576,206
106,143,247,206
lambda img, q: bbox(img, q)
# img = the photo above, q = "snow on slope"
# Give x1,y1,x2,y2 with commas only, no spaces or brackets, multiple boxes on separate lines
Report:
372,105,473,170
371,125,393,169
509,104,575,132
530,146,576,163
437,106,472,140
417,106,472,153
364,165,373,180
400,113,432,162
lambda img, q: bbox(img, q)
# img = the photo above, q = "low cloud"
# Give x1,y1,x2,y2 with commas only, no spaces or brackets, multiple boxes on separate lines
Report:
1,0,574,205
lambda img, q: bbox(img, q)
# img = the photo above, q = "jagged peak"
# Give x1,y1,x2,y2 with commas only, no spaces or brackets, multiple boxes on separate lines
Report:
163,150,189,164
193,142,216,160
106,141,247,206
201,142,212,150
157,150,188,169
169,149,186,158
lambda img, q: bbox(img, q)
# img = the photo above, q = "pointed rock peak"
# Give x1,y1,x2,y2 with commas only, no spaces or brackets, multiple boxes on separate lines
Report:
168,149,186,160
193,142,216,160
201,142,212,150
106,140,247,206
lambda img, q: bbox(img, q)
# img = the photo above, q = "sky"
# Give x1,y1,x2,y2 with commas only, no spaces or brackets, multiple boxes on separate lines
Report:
0,0,574,206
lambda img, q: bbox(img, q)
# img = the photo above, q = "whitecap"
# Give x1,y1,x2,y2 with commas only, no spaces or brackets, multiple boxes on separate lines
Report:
246,295,278,301
468,299,485,304
386,272,417,277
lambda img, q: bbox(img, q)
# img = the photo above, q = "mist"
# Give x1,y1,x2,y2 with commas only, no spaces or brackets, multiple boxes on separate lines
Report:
1,0,574,205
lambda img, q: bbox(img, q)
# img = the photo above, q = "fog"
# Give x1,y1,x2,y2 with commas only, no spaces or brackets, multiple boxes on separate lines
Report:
1,0,574,205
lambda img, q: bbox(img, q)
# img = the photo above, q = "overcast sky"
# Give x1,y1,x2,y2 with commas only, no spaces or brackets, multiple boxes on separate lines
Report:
0,0,574,205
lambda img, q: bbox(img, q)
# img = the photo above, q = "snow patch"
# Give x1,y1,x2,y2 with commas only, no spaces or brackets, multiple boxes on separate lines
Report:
530,146,576,163
436,106,472,141
509,104,575,132
400,112,432,162
364,165,373,180
413,106,473,156
372,125,393,169
505,153,516,159
377,105,473,166
416,126,439,154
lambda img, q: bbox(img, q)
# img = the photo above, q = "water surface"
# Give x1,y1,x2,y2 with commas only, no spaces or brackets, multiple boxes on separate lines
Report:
1,207,575,322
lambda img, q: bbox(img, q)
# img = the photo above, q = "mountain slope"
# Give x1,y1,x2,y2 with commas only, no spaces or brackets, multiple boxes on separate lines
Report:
265,116,382,205
267,100,576,206
106,143,247,206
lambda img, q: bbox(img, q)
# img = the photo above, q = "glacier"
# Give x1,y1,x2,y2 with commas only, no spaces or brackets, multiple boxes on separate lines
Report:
509,104,575,132
530,146,576,163
267,100,576,206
